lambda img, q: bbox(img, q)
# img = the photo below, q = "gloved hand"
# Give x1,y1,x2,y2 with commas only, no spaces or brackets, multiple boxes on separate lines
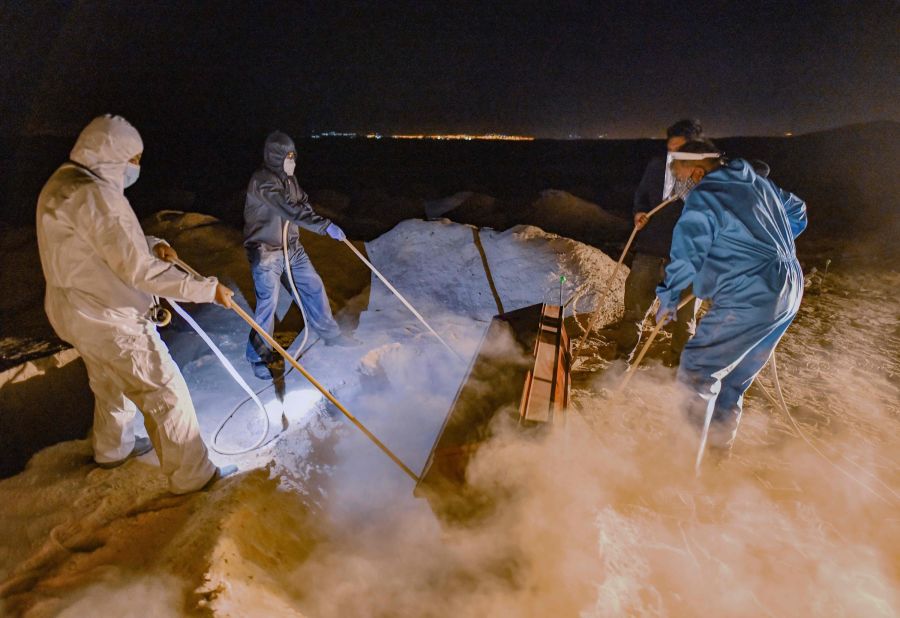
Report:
153,243,178,262
655,300,676,325
325,223,346,242
214,283,235,308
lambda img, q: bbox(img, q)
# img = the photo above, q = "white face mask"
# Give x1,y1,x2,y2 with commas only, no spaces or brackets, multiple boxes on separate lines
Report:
673,176,697,199
123,162,140,188
283,158,296,176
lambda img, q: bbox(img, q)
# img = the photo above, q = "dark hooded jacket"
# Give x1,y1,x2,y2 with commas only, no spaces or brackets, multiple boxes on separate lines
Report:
243,131,331,251
632,155,685,258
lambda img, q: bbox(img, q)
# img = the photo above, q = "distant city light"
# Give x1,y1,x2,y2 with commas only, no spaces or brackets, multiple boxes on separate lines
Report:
311,131,358,139
384,133,534,141
308,132,533,141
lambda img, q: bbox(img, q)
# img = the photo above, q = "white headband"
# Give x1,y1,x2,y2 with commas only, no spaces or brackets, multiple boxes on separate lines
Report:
670,151,721,160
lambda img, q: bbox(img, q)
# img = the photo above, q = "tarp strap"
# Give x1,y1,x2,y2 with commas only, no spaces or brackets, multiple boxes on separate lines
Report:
471,227,505,314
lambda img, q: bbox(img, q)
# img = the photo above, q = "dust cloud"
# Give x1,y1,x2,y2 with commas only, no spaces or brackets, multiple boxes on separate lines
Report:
272,264,899,617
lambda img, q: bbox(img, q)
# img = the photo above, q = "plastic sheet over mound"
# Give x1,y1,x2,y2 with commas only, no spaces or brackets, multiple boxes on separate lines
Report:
294,218,626,501
478,224,625,322
364,218,625,324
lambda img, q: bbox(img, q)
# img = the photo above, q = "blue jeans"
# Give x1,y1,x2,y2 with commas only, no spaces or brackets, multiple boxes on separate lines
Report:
245,245,342,363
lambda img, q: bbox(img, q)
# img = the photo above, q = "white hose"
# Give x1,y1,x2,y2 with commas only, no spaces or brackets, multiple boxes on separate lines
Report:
282,221,310,354
174,221,312,456
169,300,271,455
694,353,898,506
761,353,896,506
342,237,463,361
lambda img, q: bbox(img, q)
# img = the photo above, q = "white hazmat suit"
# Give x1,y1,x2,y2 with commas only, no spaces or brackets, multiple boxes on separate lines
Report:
36,115,219,493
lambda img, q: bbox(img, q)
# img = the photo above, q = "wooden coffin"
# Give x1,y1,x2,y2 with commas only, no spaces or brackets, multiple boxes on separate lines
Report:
415,303,570,518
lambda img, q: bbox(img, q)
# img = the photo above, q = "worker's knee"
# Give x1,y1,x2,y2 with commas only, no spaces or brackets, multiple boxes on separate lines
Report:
252,272,280,302
132,375,194,425
295,269,326,296
675,352,713,386
136,368,182,400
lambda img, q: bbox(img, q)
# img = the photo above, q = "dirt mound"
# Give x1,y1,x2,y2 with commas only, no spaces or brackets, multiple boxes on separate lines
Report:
524,189,630,244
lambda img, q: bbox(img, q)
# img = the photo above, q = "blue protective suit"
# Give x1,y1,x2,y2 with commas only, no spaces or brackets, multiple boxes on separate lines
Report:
656,158,807,448
244,132,341,363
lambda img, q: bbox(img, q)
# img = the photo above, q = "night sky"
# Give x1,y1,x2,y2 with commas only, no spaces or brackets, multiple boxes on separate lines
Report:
1,1,898,139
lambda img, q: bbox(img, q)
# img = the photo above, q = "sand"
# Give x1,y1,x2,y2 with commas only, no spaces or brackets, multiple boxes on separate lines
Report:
0,214,897,616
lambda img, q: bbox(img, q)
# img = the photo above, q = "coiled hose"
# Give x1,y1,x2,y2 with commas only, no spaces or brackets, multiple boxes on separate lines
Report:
176,221,313,455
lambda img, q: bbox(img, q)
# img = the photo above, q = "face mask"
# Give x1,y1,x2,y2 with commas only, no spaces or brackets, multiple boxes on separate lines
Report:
123,162,140,188
673,175,697,199
283,158,296,176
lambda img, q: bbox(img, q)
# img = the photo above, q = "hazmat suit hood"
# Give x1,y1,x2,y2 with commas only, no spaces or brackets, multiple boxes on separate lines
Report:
37,112,217,332
722,158,758,183
263,131,295,175
70,115,143,192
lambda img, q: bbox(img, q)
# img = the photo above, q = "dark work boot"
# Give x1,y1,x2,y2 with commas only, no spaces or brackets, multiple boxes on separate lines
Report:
96,436,154,469
251,361,272,380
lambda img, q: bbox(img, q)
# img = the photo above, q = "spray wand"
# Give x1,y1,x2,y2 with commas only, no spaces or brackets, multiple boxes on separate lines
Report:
342,239,464,362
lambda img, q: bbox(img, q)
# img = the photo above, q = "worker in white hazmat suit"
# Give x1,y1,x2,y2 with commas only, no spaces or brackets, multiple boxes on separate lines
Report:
36,114,236,494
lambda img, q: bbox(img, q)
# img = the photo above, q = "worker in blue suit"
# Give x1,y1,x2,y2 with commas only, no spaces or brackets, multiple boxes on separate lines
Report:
656,140,807,454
